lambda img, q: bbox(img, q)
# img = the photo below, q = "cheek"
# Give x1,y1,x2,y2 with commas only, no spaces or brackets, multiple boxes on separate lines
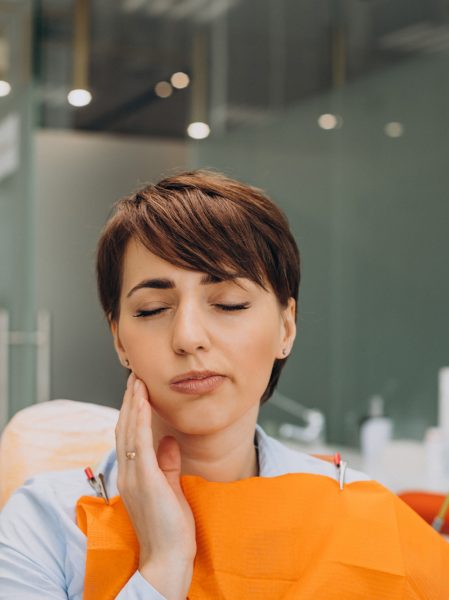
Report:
234,317,278,358
231,321,279,390
120,324,162,380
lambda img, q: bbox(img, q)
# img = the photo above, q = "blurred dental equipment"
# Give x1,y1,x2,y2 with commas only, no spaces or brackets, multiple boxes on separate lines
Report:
439,367,449,439
360,395,393,481
422,367,449,492
271,391,326,444
432,487,449,533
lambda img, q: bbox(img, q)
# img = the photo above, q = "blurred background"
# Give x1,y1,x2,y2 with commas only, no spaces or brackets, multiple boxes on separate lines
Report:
1,0,449,470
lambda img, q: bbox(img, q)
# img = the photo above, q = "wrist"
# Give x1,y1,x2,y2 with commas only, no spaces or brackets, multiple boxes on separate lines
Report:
139,557,193,600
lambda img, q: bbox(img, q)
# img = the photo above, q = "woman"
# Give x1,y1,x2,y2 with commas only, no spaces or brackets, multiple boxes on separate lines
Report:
0,170,448,600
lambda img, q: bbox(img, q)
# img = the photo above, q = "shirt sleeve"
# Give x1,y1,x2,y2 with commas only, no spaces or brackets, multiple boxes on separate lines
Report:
0,478,167,600
115,571,167,600
0,481,68,599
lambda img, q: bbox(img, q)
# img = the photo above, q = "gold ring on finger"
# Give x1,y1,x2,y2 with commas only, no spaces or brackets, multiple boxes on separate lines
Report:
125,450,136,460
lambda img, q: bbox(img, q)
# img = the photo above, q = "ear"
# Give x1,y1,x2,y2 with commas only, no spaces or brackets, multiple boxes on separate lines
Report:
110,319,129,368
276,297,297,359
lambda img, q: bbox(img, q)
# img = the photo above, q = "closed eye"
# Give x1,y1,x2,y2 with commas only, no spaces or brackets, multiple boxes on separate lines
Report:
216,303,250,312
133,303,250,318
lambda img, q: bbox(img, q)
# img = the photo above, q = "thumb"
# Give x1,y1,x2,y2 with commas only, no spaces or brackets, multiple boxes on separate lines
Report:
156,436,184,495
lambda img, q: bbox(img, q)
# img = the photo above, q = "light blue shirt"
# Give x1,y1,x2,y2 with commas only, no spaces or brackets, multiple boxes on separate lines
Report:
0,423,368,599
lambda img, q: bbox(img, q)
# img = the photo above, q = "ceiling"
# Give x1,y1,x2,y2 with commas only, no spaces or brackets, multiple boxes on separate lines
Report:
32,0,449,139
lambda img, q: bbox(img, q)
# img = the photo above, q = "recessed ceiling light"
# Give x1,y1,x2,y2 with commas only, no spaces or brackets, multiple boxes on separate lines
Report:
67,88,92,107
318,113,342,130
171,72,190,89
187,121,210,139
154,81,173,98
384,122,404,138
0,81,12,97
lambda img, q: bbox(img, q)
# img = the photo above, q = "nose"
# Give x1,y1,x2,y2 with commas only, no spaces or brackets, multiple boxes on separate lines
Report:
171,300,211,356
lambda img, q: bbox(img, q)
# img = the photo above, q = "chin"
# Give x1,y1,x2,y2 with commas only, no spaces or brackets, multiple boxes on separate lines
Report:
168,410,233,436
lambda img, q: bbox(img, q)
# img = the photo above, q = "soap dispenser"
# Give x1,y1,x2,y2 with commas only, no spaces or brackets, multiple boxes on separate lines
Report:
360,395,393,479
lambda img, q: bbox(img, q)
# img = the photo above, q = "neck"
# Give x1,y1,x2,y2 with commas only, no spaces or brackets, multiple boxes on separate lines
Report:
151,407,260,483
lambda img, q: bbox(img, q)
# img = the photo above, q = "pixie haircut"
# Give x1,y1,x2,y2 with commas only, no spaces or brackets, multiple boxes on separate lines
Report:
96,169,300,405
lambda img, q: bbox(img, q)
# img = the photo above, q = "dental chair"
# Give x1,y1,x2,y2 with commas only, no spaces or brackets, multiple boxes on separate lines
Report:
0,400,118,509
397,490,449,535
1,401,449,537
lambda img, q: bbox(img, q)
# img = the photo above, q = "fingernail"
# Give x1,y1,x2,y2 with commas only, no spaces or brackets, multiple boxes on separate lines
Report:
127,373,133,388
133,379,141,394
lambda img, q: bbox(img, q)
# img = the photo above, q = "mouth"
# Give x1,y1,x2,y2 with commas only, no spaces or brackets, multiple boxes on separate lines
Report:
170,370,223,384
169,374,226,395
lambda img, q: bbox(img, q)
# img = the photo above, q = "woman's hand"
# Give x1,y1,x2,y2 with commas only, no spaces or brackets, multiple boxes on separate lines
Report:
115,373,197,597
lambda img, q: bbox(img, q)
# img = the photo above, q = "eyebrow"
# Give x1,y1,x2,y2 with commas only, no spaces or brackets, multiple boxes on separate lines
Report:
126,273,245,298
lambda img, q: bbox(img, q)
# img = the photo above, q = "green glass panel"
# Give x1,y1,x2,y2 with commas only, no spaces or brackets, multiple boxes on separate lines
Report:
190,18,449,446
0,0,35,427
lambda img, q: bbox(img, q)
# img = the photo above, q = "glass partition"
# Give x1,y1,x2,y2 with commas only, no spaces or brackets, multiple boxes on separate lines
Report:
0,0,36,427
190,1,449,445
9,0,449,447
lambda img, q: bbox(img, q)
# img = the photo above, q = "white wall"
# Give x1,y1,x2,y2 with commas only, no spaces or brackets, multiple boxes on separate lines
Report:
34,129,187,408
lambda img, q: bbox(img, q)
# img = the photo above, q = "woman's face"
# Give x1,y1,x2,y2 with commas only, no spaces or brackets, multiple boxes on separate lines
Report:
111,237,296,435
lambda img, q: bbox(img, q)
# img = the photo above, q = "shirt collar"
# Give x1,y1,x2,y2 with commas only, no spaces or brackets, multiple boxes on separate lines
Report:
102,422,280,496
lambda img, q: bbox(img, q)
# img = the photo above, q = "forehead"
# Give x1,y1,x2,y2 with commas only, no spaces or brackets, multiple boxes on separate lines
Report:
122,238,175,274
121,238,255,295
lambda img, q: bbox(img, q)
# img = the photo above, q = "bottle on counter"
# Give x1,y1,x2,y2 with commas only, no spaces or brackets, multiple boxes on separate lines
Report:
424,367,449,491
424,426,449,492
438,367,449,440
360,395,393,481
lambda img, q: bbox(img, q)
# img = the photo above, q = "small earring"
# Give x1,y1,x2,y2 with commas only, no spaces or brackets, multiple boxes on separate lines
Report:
282,348,287,356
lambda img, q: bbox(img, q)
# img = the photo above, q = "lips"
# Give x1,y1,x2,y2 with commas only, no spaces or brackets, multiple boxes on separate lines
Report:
169,374,226,395
170,370,223,384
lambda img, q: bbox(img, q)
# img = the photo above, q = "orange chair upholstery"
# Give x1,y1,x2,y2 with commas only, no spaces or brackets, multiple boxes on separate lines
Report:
0,400,119,509
398,491,449,535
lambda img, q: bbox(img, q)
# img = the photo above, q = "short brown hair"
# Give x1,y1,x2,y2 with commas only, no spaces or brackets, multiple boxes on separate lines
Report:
95,169,300,405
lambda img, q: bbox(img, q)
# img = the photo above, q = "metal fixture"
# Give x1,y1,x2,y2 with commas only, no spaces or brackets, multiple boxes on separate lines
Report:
270,390,326,444
0,309,51,431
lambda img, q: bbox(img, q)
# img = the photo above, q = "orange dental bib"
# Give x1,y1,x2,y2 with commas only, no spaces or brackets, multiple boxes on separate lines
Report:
76,473,449,599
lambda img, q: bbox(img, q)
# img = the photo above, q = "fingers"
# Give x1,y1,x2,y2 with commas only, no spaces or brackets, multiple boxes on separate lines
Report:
116,375,159,494
126,380,143,455
133,381,158,471
115,372,135,466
